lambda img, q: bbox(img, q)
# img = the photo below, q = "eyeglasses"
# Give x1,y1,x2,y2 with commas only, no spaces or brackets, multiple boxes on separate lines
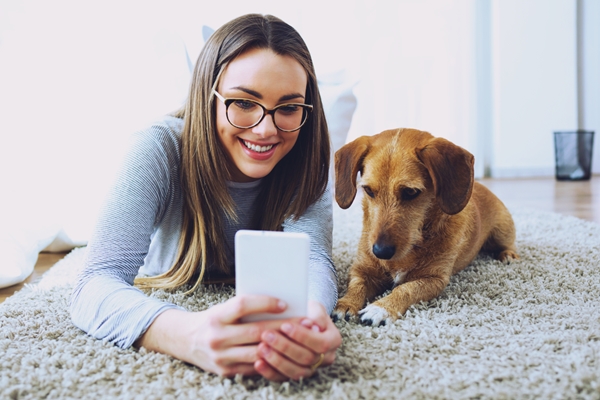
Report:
213,90,313,132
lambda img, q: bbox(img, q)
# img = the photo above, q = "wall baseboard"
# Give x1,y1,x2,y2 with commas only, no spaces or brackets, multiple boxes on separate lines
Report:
490,166,556,178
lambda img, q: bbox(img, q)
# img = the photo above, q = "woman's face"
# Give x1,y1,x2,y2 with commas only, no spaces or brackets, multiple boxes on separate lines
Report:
215,48,308,182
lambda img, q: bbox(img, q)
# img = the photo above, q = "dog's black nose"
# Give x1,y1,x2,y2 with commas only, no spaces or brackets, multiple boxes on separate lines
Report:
372,243,396,260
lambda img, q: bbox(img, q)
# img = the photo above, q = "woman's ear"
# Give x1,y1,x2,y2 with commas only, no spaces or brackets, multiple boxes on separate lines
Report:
416,138,475,215
334,136,371,209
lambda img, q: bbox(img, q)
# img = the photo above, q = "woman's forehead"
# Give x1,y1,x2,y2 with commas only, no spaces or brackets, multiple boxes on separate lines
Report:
219,48,307,98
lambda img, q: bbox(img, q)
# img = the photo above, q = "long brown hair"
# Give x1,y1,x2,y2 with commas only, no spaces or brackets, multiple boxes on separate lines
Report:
135,14,330,293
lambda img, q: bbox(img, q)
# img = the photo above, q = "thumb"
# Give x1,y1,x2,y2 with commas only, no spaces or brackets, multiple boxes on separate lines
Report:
218,295,287,324
306,300,329,331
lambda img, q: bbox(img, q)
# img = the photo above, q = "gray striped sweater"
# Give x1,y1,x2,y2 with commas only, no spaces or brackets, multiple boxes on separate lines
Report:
69,115,337,349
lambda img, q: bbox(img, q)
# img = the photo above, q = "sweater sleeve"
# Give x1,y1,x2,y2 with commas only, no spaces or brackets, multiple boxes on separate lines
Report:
69,121,183,349
282,183,338,314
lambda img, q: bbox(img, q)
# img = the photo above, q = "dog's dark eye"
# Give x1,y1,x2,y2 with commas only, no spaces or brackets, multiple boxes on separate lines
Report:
401,187,421,201
362,186,375,198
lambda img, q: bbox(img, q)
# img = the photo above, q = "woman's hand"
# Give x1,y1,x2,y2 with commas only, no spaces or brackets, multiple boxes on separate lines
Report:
254,300,342,381
135,294,298,378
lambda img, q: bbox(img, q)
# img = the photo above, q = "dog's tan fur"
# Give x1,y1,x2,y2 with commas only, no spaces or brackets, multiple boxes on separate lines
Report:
333,128,519,325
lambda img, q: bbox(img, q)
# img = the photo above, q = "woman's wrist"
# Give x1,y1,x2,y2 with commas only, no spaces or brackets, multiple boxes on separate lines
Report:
134,308,197,364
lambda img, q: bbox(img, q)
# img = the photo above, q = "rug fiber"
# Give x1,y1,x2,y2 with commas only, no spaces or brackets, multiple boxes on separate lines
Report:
1,202,599,399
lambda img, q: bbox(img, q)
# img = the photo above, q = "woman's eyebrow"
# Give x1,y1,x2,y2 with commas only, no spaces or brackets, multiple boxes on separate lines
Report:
230,86,262,98
229,86,305,102
279,93,305,102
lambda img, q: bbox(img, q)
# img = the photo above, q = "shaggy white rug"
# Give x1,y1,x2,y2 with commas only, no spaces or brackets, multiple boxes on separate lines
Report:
1,201,600,399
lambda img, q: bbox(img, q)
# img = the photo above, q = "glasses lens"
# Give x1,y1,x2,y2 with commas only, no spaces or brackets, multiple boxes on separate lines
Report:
273,105,307,131
227,100,264,128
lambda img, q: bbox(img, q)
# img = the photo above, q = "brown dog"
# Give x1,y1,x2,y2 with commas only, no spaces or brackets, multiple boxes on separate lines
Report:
333,128,519,325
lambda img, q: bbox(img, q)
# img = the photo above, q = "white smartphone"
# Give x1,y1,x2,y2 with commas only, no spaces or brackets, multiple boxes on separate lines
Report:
235,230,309,322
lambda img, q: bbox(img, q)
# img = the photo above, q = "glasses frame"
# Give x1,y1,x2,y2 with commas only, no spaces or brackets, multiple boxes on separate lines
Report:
213,89,313,133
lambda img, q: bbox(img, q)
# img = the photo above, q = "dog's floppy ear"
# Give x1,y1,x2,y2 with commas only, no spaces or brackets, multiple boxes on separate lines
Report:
416,137,475,215
334,136,371,209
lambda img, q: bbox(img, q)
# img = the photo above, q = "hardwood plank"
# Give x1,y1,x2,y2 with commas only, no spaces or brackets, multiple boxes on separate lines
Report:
479,175,600,224
0,252,68,304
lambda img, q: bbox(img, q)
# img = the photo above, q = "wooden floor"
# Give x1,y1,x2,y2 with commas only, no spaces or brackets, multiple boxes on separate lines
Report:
0,251,69,303
478,174,600,225
1,175,598,304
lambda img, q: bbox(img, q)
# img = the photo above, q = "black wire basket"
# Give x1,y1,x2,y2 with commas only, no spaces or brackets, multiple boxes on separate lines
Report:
553,130,595,181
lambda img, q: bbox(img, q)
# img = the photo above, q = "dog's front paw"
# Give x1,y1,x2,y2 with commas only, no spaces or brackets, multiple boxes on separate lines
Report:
498,249,520,264
358,304,389,326
332,297,363,322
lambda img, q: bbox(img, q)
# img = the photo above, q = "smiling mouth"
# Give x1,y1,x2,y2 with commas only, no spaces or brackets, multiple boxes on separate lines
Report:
242,140,275,153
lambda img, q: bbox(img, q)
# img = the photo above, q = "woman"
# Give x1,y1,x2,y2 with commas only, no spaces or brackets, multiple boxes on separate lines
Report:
70,14,341,381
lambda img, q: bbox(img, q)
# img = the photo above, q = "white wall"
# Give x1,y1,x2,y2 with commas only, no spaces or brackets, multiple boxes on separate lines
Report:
0,2,194,242
176,0,483,175
0,0,597,243
0,0,487,241
0,0,367,245
343,0,484,176
489,0,579,178
580,0,600,174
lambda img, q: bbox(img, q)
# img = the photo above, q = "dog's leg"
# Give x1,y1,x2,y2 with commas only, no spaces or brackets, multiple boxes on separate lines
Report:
359,272,451,326
333,262,390,322
483,211,520,263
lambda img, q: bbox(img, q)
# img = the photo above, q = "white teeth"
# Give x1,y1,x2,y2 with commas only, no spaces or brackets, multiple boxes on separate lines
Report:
244,140,274,153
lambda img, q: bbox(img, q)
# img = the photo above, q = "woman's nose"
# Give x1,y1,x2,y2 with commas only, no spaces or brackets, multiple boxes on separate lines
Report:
252,113,278,138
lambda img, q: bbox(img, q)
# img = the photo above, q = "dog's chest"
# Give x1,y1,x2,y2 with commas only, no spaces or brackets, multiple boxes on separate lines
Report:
393,271,408,287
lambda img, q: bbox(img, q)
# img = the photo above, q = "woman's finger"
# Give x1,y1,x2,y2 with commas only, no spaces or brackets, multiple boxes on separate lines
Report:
306,300,330,331
260,329,316,367
208,343,261,367
217,295,287,324
279,320,341,369
254,358,290,382
209,317,301,348
257,343,313,380
279,322,329,354
202,299,305,349
216,363,258,378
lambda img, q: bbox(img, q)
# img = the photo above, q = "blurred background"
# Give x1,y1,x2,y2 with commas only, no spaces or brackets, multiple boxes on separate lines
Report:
0,0,598,247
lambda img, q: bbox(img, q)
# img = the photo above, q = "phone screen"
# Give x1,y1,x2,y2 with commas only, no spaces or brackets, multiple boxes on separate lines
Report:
235,230,309,322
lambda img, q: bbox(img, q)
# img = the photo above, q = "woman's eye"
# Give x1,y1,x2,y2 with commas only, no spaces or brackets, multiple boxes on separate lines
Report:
277,104,301,115
362,186,375,198
401,188,421,201
232,100,258,111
